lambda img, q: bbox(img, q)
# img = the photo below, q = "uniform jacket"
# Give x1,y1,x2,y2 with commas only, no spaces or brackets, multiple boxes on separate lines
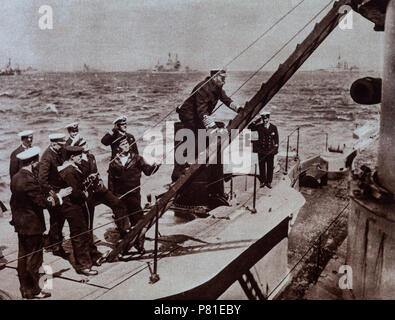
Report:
38,147,67,194
101,130,139,159
10,169,60,235
108,152,157,196
9,145,27,179
79,153,98,178
248,121,279,155
58,163,87,206
78,152,107,195
177,77,233,130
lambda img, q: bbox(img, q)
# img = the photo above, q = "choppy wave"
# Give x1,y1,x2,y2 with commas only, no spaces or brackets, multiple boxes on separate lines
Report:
0,70,379,201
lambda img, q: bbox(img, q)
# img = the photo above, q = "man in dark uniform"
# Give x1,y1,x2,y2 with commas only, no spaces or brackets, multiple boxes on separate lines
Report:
176,69,242,131
58,146,99,276
38,133,68,258
173,69,242,206
76,139,130,245
9,130,34,179
64,122,86,147
108,136,160,252
101,115,139,159
248,111,279,188
10,146,72,299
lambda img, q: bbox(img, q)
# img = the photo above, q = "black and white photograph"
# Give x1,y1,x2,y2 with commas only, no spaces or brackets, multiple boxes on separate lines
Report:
0,0,393,306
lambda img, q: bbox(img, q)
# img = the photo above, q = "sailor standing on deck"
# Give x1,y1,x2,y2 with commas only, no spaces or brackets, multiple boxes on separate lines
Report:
38,134,69,258
10,147,72,299
248,111,279,188
9,130,34,179
108,136,160,252
58,146,99,275
101,115,139,159
75,139,131,247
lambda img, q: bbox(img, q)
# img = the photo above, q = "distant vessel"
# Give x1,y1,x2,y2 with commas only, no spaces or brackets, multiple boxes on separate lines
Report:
327,54,359,72
0,58,21,76
152,52,192,73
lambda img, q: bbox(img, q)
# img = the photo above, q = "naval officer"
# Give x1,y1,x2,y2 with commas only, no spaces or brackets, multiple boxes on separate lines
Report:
101,115,139,159
9,130,34,179
176,68,242,131
64,122,86,147
108,136,160,252
58,145,99,275
75,138,130,256
173,69,243,202
10,146,72,299
248,111,279,188
38,133,69,258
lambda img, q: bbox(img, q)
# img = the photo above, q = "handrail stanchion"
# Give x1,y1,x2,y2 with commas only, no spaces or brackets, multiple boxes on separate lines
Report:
296,127,300,158
325,133,328,152
252,164,257,214
149,204,160,284
285,135,290,174
230,175,233,200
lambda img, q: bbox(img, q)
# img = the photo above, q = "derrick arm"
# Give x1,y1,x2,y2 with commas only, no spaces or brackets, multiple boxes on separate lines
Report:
105,0,352,262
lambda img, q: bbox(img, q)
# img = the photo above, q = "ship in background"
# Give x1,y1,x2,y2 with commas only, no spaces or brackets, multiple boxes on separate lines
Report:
0,58,21,76
327,53,360,72
152,52,194,73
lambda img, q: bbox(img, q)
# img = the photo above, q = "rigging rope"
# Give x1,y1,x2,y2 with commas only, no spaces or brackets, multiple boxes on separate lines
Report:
211,0,335,114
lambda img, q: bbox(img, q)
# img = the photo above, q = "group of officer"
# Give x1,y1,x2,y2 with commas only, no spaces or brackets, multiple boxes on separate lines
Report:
9,115,159,299
8,68,278,299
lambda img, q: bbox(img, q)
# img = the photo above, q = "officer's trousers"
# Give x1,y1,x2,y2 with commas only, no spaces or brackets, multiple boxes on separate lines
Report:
47,206,65,251
17,234,43,298
87,189,130,246
119,191,143,228
61,203,92,271
258,153,274,184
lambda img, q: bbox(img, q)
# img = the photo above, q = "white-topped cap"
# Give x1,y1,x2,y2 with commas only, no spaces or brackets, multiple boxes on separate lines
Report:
49,133,66,142
16,146,40,160
112,115,127,125
18,130,34,138
65,122,79,129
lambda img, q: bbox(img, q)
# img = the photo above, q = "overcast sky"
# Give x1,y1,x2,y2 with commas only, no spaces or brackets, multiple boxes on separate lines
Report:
0,0,384,71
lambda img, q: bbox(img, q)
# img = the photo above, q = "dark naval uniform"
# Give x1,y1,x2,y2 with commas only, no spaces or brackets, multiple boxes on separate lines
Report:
248,121,279,185
177,77,233,131
10,168,60,299
79,152,130,239
101,131,139,159
58,162,94,272
38,147,67,249
9,145,27,179
108,152,158,227
173,76,233,205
